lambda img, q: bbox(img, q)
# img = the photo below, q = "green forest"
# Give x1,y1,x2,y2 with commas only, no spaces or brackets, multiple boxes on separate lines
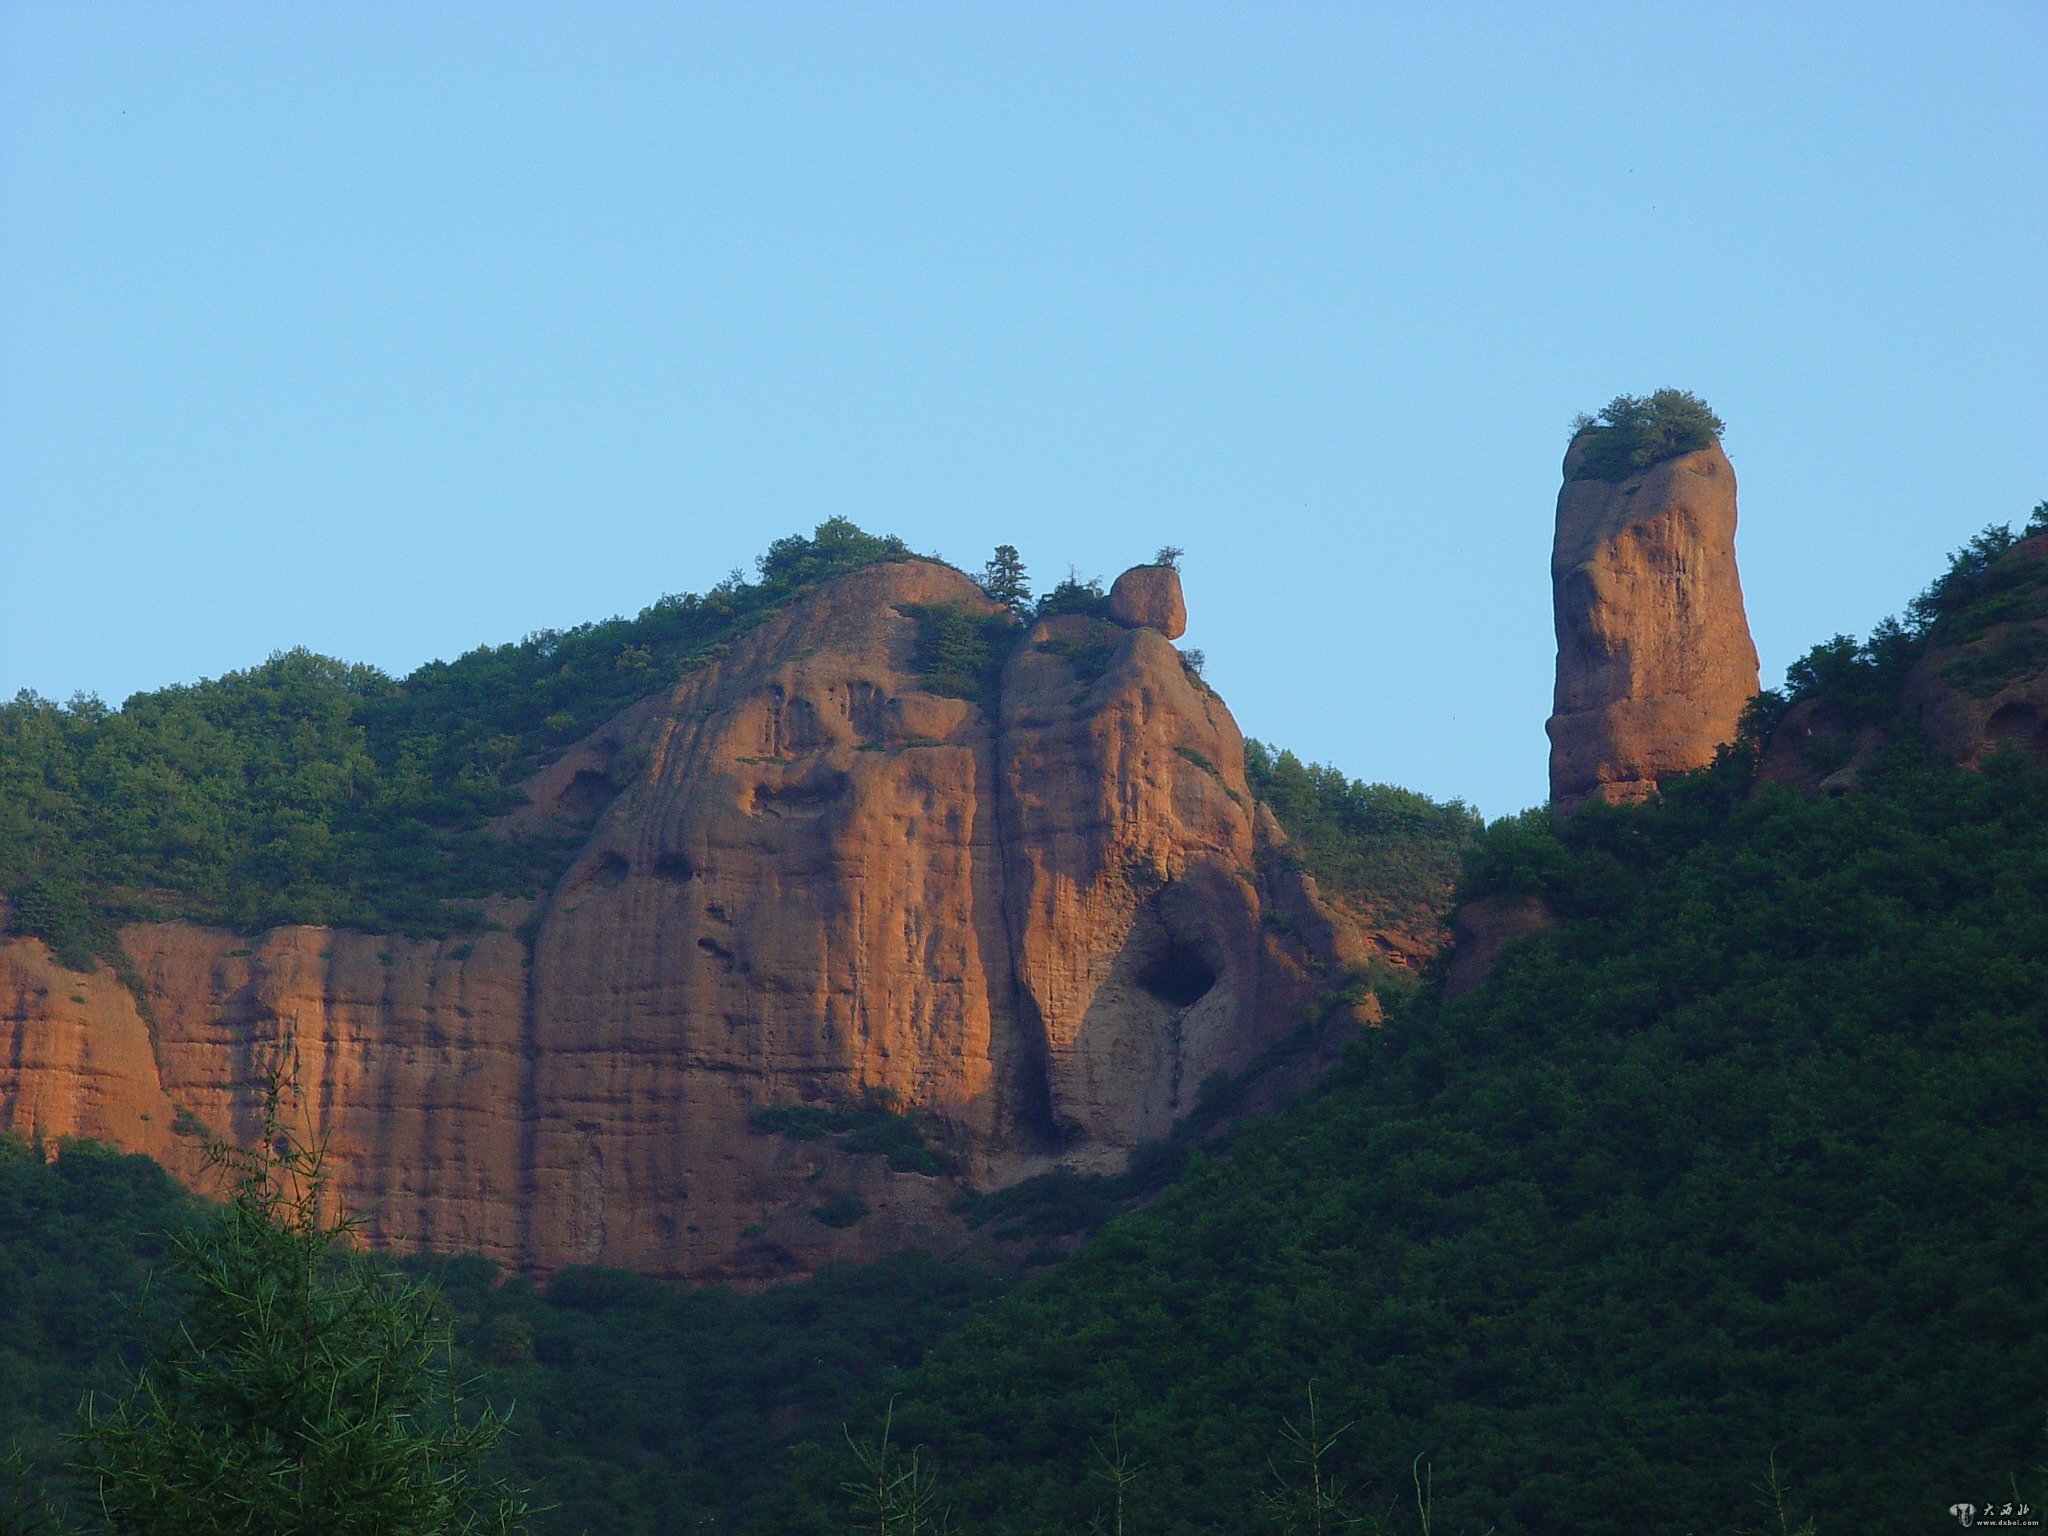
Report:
4,521,2045,1532
750,745,2048,1533
1243,741,1481,938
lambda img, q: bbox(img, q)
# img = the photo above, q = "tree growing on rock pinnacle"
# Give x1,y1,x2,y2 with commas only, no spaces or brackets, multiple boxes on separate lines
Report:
76,1072,530,1536
1568,388,1725,481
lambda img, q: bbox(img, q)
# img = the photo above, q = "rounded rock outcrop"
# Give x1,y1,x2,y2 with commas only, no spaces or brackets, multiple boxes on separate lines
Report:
1105,565,1187,639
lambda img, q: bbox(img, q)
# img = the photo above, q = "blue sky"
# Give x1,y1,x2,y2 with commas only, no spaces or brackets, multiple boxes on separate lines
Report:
3,3,2042,816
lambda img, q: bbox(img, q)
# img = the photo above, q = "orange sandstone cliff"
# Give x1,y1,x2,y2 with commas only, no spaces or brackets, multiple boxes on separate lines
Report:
1547,436,1760,810
0,559,1368,1282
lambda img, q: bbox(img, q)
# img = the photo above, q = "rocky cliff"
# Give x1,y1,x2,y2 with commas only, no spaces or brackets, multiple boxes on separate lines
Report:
0,559,1368,1281
1760,529,2048,790
1901,531,2048,766
1547,436,1760,810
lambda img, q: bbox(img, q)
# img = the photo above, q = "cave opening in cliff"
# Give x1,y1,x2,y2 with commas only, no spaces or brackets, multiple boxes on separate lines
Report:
1988,701,2048,758
1137,943,1217,1009
559,767,617,821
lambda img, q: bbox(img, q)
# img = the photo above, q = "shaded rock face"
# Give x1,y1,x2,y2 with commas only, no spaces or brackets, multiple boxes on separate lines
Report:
0,560,1362,1281
1443,894,1557,998
1901,533,2048,770
1105,565,1188,640
1758,533,2048,791
1754,696,1882,794
1548,438,1760,811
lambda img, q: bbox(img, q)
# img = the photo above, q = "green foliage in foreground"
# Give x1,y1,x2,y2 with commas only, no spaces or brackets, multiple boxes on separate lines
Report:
1244,741,1482,937
0,1138,997,1535
75,1089,526,1536
760,750,2048,1535
0,1138,194,1495
0,520,914,958
1567,389,1724,482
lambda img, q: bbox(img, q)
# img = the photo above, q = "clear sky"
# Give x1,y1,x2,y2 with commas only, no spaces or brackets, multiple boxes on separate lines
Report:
3,3,2042,817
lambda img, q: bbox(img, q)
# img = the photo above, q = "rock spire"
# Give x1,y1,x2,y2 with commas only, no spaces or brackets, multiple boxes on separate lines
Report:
1546,434,1760,810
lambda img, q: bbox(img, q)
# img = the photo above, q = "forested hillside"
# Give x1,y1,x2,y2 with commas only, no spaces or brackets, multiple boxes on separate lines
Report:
11,703,2043,1535
0,1139,1001,1533
757,741,2048,1534
1244,740,1480,941
0,730,1473,1533
738,521,2048,1533
0,1141,193,1470
5,523,2044,1534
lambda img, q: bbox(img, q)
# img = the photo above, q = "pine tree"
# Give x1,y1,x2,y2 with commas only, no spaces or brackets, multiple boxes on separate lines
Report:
76,1071,529,1536
980,545,1031,614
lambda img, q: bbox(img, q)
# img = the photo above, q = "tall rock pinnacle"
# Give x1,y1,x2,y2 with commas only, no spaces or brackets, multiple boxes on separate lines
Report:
1547,432,1760,810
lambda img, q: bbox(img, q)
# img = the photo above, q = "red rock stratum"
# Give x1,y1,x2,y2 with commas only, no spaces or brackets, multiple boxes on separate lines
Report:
1,559,1368,1282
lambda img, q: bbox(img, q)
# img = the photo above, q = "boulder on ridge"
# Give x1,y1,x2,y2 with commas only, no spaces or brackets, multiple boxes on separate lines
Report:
1105,565,1188,639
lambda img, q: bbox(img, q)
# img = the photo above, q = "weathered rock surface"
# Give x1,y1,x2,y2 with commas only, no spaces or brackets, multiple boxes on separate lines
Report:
1548,438,1760,811
1,560,1369,1281
1759,532,2048,790
1443,894,1557,998
1901,532,2048,769
994,607,1307,1164
1755,696,1887,794
1105,565,1188,640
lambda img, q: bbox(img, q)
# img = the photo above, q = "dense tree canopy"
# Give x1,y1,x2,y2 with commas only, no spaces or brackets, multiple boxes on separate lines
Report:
1243,741,1480,938
1566,389,1725,482
6,516,2045,1534
756,746,2048,1535
0,1141,996,1536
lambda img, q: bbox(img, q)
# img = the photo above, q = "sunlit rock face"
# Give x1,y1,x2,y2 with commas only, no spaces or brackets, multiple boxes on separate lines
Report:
0,559,1366,1282
1547,436,1760,811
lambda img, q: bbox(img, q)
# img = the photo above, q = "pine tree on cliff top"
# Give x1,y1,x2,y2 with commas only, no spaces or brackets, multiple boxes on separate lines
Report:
981,544,1032,613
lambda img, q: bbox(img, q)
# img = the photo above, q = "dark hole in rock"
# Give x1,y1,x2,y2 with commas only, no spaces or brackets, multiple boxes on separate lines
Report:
847,680,890,743
1987,701,2048,757
584,851,629,888
697,935,734,962
652,851,695,882
558,768,615,820
752,773,847,817
1136,944,1217,1009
